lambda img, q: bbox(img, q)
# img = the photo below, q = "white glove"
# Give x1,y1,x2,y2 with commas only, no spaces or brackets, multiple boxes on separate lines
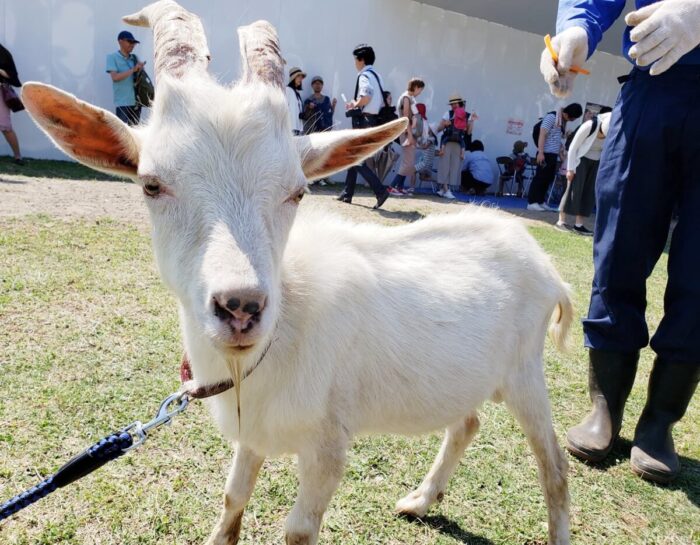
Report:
627,0,700,76
540,26,589,98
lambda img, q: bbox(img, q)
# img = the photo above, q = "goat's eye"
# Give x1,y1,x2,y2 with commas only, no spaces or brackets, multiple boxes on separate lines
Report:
143,182,162,197
290,190,305,205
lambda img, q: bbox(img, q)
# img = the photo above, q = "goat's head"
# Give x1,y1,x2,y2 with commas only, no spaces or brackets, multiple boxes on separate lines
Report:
21,1,406,365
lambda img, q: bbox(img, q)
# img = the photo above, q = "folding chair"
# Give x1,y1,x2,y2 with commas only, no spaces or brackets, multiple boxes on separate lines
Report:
495,156,516,196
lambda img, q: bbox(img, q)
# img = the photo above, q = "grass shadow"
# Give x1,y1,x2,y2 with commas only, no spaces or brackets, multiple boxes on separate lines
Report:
0,155,121,181
0,177,26,184
399,513,496,545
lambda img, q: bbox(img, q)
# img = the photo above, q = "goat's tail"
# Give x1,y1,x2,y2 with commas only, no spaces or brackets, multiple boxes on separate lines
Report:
549,282,574,352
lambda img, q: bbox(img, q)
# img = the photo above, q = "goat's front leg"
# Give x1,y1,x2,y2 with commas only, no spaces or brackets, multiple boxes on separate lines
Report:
285,435,348,545
206,445,265,545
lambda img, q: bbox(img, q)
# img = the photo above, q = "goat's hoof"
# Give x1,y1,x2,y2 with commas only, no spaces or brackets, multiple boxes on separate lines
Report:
395,490,434,518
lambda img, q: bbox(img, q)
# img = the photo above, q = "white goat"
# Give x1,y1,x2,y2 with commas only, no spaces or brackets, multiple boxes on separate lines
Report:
21,2,571,544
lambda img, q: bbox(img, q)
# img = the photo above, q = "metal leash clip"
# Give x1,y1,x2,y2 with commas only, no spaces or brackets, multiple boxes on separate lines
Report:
122,391,190,451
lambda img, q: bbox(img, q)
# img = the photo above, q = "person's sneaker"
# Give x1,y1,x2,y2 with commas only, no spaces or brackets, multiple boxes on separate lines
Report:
542,203,558,212
527,203,545,211
13,158,25,166
373,190,389,209
337,192,352,203
573,225,594,236
555,221,571,232
443,190,456,199
436,190,445,198
404,187,415,194
387,187,405,196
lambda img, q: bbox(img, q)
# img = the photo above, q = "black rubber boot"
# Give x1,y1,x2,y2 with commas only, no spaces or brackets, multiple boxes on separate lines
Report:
566,349,640,462
631,359,699,484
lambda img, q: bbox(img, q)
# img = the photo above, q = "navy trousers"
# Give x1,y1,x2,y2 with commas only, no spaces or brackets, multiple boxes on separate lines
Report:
343,163,388,199
583,65,700,365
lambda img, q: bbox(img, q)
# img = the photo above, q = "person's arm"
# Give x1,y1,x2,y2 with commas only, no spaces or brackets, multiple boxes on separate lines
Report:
537,128,549,165
349,74,372,109
566,119,596,173
438,112,451,131
557,0,628,59
106,55,144,83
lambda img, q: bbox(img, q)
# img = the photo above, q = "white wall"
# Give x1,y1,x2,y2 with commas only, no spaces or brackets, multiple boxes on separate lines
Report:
2,0,630,167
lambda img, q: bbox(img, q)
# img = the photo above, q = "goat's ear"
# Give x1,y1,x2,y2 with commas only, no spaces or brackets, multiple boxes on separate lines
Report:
296,118,408,181
22,83,140,178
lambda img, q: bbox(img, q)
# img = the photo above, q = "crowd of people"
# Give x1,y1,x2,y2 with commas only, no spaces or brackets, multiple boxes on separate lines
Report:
278,41,616,223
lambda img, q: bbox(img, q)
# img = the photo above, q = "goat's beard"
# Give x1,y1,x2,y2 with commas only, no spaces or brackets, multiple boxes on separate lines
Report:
225,356,243,429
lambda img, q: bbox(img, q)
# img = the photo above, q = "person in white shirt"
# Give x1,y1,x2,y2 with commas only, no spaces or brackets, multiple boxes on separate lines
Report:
388,77,425,195
337,44,391,209
286,67,306,135
556,110,612,235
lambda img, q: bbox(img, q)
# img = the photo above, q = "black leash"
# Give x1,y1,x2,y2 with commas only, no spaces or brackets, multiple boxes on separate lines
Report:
0,391,189,523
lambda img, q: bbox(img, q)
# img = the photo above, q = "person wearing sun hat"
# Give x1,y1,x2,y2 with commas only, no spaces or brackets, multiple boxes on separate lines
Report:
286,66,306,135
105,30,145,125
435,93,473,199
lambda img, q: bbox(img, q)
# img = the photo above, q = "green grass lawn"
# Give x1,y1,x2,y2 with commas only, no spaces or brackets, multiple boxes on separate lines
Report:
0,215,697,544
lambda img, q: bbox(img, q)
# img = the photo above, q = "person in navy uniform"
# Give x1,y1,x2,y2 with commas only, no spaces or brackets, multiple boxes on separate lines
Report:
541,0,700,483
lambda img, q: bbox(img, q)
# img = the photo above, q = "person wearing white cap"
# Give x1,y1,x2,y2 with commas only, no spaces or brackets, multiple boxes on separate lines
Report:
556,108,612,235
286,67,306,135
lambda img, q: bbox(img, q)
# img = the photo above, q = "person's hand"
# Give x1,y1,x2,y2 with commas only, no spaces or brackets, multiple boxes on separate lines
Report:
540,26,588,98
470,112,479,121
566,170,575,183
460,150,465,160
331,97,337,108
134,61,145,72
627,0,700,76
308,102,316,110
537,151,546,165
345,101,355,111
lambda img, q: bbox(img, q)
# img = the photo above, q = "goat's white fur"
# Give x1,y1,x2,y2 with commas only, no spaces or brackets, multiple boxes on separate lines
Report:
21,3,571,544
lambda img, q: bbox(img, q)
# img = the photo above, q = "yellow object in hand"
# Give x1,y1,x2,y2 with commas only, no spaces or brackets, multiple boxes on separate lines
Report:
545,34,590,75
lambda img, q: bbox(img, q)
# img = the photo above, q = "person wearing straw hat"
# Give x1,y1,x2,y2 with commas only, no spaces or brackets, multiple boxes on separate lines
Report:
286,67,306,135
436,93,473,199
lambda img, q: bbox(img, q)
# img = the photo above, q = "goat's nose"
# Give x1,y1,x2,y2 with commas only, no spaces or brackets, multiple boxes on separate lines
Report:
212,291,267,334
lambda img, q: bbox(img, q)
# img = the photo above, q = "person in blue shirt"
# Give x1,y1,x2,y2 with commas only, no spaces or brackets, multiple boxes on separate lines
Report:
106,30,145,126
541,0,700,484
460,140,494,195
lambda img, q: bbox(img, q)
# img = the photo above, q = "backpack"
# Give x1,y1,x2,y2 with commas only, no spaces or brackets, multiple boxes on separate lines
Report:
532,111,556,146
132,55,155,108
397,94,423,139
565,116,599,151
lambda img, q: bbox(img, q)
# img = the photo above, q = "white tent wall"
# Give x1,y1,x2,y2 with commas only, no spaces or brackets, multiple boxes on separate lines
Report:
2,0,630,179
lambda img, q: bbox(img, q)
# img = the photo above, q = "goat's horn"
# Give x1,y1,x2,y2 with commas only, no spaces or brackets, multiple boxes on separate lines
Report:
123,0,210,80
238,21,285,90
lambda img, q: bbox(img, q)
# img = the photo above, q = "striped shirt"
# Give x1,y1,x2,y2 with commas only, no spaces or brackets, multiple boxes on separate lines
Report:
540,112,563,154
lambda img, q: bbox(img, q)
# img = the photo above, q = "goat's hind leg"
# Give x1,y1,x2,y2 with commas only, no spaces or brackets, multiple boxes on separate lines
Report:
503,360,570,545
206,445,265,545
395,413,480,518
